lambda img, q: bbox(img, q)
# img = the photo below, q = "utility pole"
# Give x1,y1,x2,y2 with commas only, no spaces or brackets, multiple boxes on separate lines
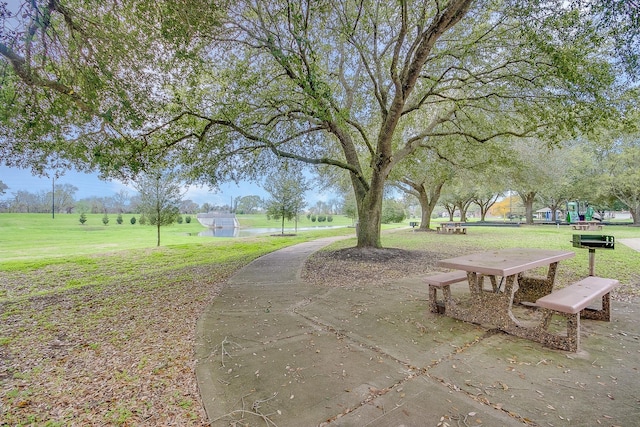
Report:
52,176,55,219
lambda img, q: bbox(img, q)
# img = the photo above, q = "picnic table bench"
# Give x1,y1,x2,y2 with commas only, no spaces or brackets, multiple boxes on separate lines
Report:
535,276,619,352
424,270,468,314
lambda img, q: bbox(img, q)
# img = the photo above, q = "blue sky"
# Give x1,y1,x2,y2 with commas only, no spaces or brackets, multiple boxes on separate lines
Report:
0,165,336,207
0,165,269,206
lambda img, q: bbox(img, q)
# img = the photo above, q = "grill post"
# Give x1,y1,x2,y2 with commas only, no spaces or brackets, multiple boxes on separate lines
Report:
571,234,614,277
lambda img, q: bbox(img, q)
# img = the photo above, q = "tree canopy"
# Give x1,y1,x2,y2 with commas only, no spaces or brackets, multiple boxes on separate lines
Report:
1,0,637,247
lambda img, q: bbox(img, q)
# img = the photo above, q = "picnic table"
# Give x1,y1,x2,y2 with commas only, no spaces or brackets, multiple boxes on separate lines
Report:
436,222,467,234
427,248,619,351
571,221,603,231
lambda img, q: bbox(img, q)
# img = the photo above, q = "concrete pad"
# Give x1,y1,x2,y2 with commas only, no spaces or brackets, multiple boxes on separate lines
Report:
428,304,640,426
333,372,522,426
197,328,410,426
298,285,487,367
196,239,640,427
211,283,319,313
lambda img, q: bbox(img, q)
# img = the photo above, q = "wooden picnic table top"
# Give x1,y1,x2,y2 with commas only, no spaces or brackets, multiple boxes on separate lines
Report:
437,248,575,277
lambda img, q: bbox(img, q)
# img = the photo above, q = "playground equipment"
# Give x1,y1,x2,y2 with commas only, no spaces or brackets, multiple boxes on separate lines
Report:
565,201,600,223
566,201,579,223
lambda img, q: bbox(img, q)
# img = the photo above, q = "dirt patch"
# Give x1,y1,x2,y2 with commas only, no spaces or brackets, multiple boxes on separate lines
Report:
323,247,418,262
302,247,445,288
0,264,231,426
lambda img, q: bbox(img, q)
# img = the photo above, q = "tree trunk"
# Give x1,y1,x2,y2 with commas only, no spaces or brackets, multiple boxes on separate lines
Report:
157,223,161,247
519,191,537,225
549,202,562,222
396,179,444,231
630,204,640,226
476,195,499,221
418,190,438,231
448,207,455,222
355,175,385,248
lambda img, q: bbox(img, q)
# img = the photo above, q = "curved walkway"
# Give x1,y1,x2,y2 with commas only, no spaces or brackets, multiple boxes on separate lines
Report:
620,237,640,252
195,238,640,426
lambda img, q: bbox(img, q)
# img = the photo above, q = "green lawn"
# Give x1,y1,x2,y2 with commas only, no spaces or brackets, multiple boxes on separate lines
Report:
0,213,356,262
1,213,638,288
0,213,359,302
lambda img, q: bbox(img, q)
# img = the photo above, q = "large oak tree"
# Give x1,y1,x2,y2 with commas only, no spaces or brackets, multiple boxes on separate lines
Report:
1,0,634,248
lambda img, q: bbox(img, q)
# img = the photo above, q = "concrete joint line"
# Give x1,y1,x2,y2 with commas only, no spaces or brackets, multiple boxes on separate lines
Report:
424,328,535,425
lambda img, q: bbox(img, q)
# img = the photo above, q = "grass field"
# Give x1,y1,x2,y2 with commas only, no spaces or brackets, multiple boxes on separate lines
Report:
1,212,638,304
0,213,356,262
1,213,639,425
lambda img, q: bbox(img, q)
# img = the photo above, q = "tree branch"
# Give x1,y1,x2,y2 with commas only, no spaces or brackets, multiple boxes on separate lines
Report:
0,42,92,112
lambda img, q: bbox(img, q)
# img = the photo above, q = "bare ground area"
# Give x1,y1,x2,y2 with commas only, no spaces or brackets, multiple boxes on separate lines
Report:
1,263,234,426
2,245,638,426
301,247,447,288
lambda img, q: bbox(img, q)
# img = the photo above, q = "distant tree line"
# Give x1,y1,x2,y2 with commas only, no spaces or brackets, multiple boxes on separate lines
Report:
0,183,201,215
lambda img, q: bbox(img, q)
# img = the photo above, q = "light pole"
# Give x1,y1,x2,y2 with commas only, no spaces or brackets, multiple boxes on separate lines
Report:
52,176,55,219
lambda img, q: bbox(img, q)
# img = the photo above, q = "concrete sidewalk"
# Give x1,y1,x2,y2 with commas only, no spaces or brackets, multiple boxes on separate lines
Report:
195,238,640,426
619,237,640,252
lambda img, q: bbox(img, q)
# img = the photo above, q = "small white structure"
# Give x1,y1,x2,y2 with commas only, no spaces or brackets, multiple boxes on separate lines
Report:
196,213,239,229
535,207,562,220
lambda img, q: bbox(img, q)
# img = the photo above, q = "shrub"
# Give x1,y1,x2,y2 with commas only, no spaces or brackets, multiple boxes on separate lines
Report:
185,216,192,224
139,215,147,225
79,213,87,225
317,214,326,222
381,203,406,224
177,216,183,224
130,216,137,225
328,215,333,222
102,213,109,225
116,214,123,225
310,214,317,222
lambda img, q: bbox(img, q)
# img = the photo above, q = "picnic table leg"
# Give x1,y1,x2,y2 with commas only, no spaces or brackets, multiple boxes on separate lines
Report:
513,262,559,304
488,276,498,292
467,272,483,294
428,286,439,313
428,284,455,314
446,274,520,326
537,312,580,352
446,270,584,351
506,310,580,352
581,293,612,321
